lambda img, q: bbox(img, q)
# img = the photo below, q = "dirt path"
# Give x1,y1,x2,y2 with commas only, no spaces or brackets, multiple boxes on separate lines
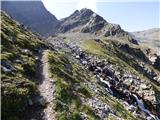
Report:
23,50,55,120
39,50,55,120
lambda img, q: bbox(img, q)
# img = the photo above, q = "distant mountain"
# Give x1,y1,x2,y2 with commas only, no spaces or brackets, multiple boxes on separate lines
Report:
131,28,160,51
132,28,160,41
1,1,59,37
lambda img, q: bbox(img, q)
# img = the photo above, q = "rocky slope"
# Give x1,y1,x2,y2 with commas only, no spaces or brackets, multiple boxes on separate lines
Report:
48,49,138,120
1,1,59,37
46,32,160,119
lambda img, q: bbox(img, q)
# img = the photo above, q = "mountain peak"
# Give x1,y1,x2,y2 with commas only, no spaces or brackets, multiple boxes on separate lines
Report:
80,8,94,13
58,8,106,33
80,8,105,22
58,8,138,44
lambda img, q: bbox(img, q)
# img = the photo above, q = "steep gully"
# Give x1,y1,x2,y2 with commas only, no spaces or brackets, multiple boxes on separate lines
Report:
50,39,160,120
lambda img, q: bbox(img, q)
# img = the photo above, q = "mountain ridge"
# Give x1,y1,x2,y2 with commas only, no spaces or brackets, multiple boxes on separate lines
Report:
57,8,138,45
1,2,138,45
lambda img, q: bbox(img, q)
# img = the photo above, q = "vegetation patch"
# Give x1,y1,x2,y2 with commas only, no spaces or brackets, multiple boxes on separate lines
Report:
79,39,106,58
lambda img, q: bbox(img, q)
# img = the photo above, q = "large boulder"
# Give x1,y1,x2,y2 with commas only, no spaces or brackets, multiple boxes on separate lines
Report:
154,56,160,70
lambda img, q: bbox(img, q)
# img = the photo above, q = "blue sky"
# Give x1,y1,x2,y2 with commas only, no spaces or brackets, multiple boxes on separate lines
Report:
42,0,159,32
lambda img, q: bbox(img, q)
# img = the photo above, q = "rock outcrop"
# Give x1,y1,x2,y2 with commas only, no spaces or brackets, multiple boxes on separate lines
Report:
154,56,160,70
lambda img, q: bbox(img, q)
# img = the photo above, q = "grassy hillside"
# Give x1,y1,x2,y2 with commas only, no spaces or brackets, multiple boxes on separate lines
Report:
1,11,46,120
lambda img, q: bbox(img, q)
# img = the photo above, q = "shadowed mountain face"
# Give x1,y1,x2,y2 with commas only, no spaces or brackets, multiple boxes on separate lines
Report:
1,1,59,37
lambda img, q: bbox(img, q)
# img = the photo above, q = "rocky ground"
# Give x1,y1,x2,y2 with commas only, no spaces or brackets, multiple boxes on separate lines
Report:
46,36,160,120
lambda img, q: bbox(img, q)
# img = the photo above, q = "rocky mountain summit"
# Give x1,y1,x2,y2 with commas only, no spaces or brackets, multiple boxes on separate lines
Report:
58,8,138,44
1,1,59,37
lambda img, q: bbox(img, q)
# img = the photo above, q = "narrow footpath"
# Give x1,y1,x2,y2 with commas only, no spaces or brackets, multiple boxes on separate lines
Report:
24,50,55,120
39,50,55,120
